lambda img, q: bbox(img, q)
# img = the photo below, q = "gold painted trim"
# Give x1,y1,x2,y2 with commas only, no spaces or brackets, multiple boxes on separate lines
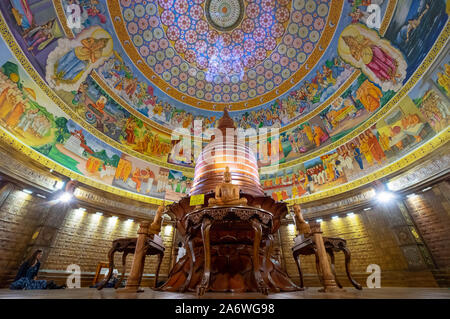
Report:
379,0,398,36
0,13,195,175
287,129,450,204
107,0,343,111
52,0,75,39
262,20,450,171
0,126,171,205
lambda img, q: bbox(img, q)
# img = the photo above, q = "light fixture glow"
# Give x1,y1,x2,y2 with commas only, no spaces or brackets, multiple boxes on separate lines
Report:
95,212,103,216
363,207,372,211
376,191,395,203
78,207,86,212
57,192,72,203
55,181,64,190
126,218,134,222
36,194,46,199
22,189,33,194
347,212,355,217
421,187,432,192
164,225,173,236
332,215,339,220
287,224,296,233
407,193,418,199
316,219,323,223
110,216,118,220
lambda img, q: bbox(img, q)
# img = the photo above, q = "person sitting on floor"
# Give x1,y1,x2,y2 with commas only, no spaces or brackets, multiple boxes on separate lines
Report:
10,249,66,290
91,269,124,288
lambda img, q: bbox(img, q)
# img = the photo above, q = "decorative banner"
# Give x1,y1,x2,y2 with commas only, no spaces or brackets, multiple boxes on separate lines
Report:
190,194,205,206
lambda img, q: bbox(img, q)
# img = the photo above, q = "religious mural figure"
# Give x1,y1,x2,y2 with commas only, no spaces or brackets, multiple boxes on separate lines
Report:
46,26,113,91
338,24,407,92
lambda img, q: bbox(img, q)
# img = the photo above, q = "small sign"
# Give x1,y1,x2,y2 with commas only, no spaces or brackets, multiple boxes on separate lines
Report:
190,194,205,206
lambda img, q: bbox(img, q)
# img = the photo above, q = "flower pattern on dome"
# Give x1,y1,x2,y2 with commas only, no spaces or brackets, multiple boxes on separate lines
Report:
121,0,330,104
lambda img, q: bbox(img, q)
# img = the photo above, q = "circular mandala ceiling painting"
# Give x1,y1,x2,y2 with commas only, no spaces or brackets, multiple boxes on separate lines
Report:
205,0,244,32
118,0,333,107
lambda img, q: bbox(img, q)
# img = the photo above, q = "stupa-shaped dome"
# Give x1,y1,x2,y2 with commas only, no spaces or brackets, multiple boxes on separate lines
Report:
190,109,264,197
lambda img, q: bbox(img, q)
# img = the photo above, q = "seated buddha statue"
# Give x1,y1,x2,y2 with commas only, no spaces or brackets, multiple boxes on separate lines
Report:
292,204,311,237
149,204,165,235
208,166,248,207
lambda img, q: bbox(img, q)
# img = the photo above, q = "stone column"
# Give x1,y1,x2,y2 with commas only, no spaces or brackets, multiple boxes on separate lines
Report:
119,221,150,293
24,203,72,267
310,221,340,292
0,182,15,208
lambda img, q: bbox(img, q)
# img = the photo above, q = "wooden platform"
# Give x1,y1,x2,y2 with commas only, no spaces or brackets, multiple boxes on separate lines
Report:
0,287,449,299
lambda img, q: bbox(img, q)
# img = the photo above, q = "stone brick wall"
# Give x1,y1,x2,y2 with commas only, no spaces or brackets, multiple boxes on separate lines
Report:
404,181,450,268
41,208,174,287
279,200,443,288
1,180,449,289
0,187,47,286
403,181,450,286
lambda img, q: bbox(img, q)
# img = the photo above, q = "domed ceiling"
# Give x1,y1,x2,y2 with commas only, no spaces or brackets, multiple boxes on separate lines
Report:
0,0,448,204
115,0,330,107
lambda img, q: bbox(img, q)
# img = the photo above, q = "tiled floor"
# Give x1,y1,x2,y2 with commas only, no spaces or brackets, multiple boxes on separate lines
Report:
0,287,449,299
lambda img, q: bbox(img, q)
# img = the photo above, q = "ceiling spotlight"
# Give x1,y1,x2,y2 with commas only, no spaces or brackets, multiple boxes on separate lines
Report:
22,189,33,194
332,215,339,220
36,194,46,199
57,192,72,203
363,207,372,211
421,187,432,192
376,191,395,203
316,219,323,223
347,212,355,217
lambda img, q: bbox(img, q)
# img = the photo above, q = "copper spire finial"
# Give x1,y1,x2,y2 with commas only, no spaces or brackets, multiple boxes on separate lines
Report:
217,107,235,133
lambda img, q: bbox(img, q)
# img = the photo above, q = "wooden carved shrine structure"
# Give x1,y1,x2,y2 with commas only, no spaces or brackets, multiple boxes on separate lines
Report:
158,109,300,295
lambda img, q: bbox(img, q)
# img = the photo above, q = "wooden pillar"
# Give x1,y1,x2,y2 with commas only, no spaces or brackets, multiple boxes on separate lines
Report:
310,221,340,292
119,221,150,293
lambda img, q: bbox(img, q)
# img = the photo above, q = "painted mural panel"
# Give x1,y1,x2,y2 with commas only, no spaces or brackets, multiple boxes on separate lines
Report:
0,37,191,200
0,0,448,203
261,56,450,200
0,0,446,172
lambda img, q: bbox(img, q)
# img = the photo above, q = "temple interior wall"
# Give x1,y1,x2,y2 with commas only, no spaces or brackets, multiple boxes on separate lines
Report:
1,177,449,289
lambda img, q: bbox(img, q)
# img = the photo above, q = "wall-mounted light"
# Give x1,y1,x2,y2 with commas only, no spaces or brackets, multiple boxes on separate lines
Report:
164,225,173,236
287,224,296,233
54,181,65,190
57,192,72,203
347,212,355,217
421,187,432,192
376,191,395,203
36,194,46,199
22,189,33,194
363,207,372,211
316,219,323,223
